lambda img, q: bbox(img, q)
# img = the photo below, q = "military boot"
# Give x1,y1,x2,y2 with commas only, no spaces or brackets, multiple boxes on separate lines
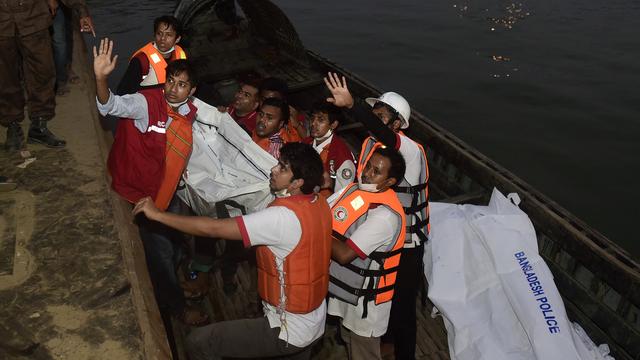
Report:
28,118,66,148
4,122,25,151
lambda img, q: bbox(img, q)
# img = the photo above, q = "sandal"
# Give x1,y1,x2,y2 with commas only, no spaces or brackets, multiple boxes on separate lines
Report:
179,306,210,327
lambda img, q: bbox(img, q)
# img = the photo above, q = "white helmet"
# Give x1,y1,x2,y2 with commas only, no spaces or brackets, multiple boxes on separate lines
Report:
365,92,411,129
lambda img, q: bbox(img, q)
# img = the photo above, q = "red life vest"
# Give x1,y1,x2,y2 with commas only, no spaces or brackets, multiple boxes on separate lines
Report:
228,106,258,133
256,194,333,314
303,135,355,181
107,88,197,209
131,42,187,86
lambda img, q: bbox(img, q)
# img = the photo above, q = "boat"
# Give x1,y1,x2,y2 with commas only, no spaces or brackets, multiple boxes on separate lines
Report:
165,0,639,358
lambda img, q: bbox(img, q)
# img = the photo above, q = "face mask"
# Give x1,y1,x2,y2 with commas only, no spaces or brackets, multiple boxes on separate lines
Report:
154,43,175,55
167,98,189,108
274,188,291,198
314,128,333,141
357,173,380,193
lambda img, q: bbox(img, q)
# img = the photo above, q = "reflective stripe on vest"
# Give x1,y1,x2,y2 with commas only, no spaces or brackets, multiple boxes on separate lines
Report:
154,104,193,210
256,194,333,314
131,42,188,85
357,136,431,244
328,183,406,312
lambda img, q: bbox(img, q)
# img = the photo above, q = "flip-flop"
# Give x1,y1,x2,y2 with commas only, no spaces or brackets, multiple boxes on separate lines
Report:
0,176,17,192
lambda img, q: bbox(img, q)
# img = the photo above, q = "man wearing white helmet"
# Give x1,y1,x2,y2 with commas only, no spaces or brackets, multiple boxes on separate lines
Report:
325,72,430,360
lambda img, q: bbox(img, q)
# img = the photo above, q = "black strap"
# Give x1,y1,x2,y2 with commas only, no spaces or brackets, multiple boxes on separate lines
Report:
329,275,397,318
404,202,428,215
215,199,247,219
332,230,348,242
406,221,430,244
343,262,398,277
394,183,427,194
369,248,403,262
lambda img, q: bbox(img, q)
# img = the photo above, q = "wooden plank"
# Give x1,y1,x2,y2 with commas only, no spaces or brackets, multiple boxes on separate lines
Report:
75,31,172,359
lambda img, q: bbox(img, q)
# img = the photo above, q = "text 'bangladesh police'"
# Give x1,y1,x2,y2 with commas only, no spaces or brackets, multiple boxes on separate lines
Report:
515,251,561,334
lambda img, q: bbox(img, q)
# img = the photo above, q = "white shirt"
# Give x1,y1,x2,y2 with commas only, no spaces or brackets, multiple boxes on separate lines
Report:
96,90,191,133
239,205,326,348
326,188,401,337
397,133,427,248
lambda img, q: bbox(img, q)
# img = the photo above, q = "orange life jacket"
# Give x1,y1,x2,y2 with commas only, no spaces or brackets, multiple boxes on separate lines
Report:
154,104,193,210
328,183,406,312
256,194,333,314
132,42,187,85
357,135,431,244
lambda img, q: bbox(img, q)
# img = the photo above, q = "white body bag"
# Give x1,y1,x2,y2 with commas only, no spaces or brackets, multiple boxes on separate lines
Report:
424,188,613,360
176,98,276,217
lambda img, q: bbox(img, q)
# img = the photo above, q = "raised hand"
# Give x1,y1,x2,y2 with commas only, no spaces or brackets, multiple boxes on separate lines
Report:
132,197,161,220
93,38,118,80
324,72,354,109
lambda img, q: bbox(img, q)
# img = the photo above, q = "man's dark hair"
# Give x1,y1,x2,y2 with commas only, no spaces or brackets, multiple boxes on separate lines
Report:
310,100,343,126
166,59,198,87
280,143,324,194
373,101,400,122
154,16,183,37
259,77,289,99
261,97,290,126
374,146,406,185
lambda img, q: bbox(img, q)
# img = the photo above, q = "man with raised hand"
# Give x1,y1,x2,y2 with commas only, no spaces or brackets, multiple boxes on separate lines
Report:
325,72,431,360
94,38,208,326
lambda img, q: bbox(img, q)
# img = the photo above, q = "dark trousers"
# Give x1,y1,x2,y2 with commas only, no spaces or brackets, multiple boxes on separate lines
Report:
0,29,55,126
138,198,185,316
187,316,312,360
383,245,423,360
52,6,73,87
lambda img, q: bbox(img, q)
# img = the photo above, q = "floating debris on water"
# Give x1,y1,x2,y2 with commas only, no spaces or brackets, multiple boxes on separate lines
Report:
492,55,511,62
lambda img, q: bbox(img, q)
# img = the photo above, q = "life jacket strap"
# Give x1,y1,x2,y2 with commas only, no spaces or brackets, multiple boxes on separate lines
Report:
342,262,398,277
329,275,396,318
394,182,427,194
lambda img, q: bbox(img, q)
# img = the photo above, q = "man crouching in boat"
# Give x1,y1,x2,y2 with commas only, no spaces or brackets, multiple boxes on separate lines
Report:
133,142,333,360
93,38,209,325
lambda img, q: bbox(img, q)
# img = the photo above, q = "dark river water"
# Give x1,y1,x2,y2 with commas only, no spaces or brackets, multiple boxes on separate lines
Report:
86,0,640,259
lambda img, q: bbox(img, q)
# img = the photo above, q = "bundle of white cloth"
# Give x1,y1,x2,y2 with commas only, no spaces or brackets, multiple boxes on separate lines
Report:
176,97,277,218
424,188,614,360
